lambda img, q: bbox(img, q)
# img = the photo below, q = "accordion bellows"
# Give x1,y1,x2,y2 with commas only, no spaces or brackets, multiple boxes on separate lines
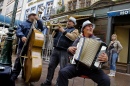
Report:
72,38,107,68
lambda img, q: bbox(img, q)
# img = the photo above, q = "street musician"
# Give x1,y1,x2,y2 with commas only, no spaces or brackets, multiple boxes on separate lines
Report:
11,12,44,82
41,17,79,86
57,20,110,86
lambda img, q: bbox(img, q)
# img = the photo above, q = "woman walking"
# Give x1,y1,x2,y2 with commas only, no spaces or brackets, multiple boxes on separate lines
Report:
107,34,123,77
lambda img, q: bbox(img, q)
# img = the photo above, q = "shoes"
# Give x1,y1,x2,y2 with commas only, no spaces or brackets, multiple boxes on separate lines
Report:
108,70,116,77
108,73,115,77
41,80,51,86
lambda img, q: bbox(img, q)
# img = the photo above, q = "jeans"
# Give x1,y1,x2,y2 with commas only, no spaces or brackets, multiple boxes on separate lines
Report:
110,53,118,71
45,48,69,84
58,64,110,86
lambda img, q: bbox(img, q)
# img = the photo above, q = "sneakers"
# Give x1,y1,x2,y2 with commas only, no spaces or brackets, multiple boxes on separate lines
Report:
41,80,51,86
108,70,116,77
108,73,115,77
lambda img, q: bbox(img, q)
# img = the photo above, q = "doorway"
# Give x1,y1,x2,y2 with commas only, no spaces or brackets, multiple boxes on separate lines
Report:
114,25,130,63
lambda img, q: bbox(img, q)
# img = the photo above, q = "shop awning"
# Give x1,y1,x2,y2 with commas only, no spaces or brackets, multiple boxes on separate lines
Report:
0,15,22,29
49,14,92,24
70,14,92,20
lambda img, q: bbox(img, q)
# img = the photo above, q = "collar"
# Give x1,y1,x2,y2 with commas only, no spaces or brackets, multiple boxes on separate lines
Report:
83,34,94,38
89,34,94,38
26,20,33,23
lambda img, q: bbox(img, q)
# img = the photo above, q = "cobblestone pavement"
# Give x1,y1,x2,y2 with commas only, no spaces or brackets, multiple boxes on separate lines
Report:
11,56,130,86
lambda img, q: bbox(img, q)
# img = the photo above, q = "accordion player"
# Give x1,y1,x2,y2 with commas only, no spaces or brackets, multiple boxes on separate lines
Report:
71,37,107,69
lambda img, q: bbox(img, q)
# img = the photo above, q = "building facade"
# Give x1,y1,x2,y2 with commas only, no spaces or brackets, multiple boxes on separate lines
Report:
0,0,25,37
0,0,8,15
4,0,26,20
24,0,54,20
0,0,25,21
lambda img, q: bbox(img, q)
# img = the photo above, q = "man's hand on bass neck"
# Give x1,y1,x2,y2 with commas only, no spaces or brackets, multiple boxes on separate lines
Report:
22,37,27,43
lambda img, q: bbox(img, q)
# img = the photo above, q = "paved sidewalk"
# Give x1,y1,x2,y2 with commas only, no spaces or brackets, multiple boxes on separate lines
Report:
11,55,130,86
14,61,130,86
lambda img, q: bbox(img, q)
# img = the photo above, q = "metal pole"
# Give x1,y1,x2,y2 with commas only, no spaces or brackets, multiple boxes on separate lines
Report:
0,0,19,66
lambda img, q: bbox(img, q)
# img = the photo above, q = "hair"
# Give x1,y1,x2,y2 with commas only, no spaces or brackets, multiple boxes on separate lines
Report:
111,34,117,40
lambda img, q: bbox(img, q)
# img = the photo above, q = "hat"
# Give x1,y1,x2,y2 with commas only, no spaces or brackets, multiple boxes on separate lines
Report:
69,16,77,25
81,20,95,31
28,12,36,17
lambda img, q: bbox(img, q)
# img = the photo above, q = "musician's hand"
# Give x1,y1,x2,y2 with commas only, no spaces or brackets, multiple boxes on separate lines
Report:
98,53,108,62
68,47,77,55
58,23,65,32
34,15,39,20
21,37,27,43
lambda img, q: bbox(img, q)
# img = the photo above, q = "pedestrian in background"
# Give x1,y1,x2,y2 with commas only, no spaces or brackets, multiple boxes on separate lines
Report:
107,34,123,77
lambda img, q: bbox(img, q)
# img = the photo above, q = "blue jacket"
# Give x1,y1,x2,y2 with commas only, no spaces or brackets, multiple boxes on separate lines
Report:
53,27,75,50
16,20,44,49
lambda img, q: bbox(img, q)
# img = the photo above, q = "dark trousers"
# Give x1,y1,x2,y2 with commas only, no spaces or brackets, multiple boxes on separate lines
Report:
58,64,110,86
11,49,24,79
45,48,69,84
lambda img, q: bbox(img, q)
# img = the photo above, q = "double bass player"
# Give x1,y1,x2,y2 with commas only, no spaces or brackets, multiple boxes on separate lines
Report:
11,12,44,83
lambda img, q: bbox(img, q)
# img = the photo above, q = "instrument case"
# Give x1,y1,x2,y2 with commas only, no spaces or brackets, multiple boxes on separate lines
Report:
0,65,14,86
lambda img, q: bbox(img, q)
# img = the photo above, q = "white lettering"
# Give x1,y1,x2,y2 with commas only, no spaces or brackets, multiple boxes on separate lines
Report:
124,11,129,14
120,10,129,15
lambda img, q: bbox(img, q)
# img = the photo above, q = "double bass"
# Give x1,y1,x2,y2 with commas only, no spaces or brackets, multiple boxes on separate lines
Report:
19,18,44,83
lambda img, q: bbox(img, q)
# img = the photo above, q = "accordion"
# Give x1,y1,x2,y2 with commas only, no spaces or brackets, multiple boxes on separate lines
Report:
71,37,107,68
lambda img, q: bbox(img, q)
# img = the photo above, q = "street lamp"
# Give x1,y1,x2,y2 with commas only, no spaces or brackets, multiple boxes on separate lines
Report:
0,0,19,66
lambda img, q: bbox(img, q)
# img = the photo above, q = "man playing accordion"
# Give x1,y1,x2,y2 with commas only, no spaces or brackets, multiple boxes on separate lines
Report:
57,20,110,86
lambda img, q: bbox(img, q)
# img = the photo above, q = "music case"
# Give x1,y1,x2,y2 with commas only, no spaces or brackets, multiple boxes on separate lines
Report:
0,65,12,85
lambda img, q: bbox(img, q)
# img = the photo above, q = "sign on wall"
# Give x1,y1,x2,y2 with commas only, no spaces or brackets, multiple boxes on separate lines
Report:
107,9,130,17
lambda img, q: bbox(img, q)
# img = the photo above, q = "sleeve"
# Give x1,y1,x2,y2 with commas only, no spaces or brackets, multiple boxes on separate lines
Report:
16,24,25,38
117,41,123,53
71,37,80,47
67,38,80,56
37,20,44,32
63,29,79,41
